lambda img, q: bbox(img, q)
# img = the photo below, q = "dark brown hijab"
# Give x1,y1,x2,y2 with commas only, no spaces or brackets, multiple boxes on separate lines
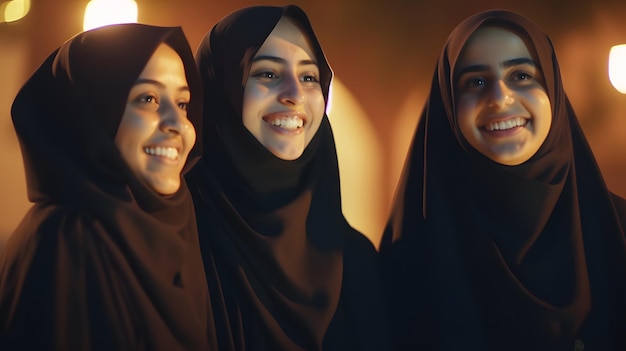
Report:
381,9,626,351
187,5,388,351
0,24,214,350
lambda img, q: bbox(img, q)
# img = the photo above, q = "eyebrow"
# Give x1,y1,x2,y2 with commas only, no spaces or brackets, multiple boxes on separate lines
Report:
133,78,190,92
456,57,536,76
252,55,318,67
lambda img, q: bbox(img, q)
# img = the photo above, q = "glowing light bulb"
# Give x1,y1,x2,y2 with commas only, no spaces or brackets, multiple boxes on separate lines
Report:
609,44,626,94
83,0,137,31
2,0,30,23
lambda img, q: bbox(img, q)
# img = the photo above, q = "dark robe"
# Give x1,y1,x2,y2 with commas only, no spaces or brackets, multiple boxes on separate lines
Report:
0,24,216,351
186,5,389,351
380,9,626,351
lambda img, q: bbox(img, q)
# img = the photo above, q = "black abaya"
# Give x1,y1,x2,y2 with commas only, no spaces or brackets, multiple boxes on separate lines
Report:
381,9,626,351
0,24,214,351
186,5,389,351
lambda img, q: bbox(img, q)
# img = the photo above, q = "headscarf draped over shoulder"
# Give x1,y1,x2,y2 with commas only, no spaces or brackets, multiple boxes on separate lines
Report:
381,9,626,351
187,5,385,351
0,23,212,351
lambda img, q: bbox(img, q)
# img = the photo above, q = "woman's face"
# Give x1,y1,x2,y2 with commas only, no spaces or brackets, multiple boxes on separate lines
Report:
115,43,196,195
242,16,325,160
454,26,552,165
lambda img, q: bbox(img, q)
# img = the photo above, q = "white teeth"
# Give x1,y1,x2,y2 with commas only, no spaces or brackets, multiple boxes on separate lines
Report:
144,146,179,160
485,117,527,131
269,118,304,130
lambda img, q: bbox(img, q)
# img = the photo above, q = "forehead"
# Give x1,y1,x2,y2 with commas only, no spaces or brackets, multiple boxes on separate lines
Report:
257,16,316,59
138,43,185,75
456,26,533,68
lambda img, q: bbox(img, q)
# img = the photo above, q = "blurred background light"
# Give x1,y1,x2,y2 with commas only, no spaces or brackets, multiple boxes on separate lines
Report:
609,44,626,94
83,0,137,31
1,0,30,23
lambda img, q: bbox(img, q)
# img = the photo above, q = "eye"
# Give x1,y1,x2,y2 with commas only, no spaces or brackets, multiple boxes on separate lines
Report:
457,76,487,92
130,93,160,111
512,71,533,81
468,77,486,88
252,71,279,81
261,72,276,79
301,74,319,83
178,101,189,110
139,94,158,104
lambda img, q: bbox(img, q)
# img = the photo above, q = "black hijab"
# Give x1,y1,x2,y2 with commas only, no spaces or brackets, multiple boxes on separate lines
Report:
381,9,626,351
0,23,214,350
186,5,376,350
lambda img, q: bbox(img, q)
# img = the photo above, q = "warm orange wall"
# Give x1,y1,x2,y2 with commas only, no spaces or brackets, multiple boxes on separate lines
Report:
2,0,626,250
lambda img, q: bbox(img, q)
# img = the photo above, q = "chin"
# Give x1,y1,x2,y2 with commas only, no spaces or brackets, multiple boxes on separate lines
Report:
272,153,300,161
146,178,180,196
267,145,303,161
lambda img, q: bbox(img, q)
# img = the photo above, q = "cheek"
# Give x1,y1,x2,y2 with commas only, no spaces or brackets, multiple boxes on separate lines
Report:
455,99,477,139
242,85,264,128
306,91,325,137
115,112,141,150
184,121,197,151
307,90,325,119
526,91,553,135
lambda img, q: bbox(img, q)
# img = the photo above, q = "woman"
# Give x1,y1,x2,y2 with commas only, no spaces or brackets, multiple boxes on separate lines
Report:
0,24,214,350
186,5,388,350
380,9,626,351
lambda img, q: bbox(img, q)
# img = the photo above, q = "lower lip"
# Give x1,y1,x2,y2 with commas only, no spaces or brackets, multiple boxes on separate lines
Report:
482,126,524,137
146,154,180,164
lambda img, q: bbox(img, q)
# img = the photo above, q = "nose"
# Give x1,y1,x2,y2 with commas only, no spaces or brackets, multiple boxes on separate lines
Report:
487,80,514,109
278,73,305,106
160,102,190,135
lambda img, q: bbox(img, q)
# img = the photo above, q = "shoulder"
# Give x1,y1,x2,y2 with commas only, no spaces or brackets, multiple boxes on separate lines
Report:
1,204,108,277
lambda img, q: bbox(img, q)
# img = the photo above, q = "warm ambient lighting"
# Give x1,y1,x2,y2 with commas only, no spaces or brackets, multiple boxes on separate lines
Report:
1,0,30,23
609,44,626,94
326,81,334,115
83,0,137,31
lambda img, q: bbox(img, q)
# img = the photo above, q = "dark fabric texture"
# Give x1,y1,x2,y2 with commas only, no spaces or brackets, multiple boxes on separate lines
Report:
380,9,626,351
0,23,215,351
186,5,389,351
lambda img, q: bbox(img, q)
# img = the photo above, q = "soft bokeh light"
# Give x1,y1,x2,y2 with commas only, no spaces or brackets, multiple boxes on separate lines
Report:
1,0,30,23
83,0,137,31
327,78,386,246
609,44,626,94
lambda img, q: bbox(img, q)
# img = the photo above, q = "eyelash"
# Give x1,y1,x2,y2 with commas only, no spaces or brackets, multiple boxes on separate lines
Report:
136,94,188,110
461,70,535,90
252,71,320,84
140,94,158,104
512,71,533,81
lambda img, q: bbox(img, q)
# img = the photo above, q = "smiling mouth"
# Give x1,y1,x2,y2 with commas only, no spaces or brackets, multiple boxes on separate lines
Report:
144,146,179,161
267,117,304,130
263,114,305,132
484,117,528,132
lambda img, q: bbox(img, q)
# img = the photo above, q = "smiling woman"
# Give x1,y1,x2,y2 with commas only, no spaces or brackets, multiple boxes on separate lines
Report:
381,9,626,351
186,5,389,350
0,24,213,350
115,43,196,195
454,26,552,165
242,16,325,161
